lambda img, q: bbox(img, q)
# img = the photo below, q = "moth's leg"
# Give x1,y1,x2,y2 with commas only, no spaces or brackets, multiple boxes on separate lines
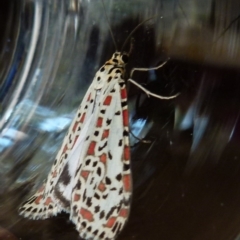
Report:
129,129,151,145
128,60,180,100
128,61,179,146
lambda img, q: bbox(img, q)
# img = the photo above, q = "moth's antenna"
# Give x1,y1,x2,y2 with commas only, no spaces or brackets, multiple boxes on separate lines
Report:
213,14,240,44
121,16,156,52
128,38,135,55
101,0,118,50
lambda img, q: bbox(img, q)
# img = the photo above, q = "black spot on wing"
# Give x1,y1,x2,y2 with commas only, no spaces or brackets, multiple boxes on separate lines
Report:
94,193,100,200
108,151,112,160
95,205,100,213
119,82,125,88
19,207,25,212
105,177,111,185
24,196,37,205
99,232,105,238
86,197,92,207
73,205,77,212
97,167,101,176
26,207,32,211
103,194,108,199
117,223,123,234
106,206,117,220
111,88,116,93
121,101,127,108
58,164,71,185
116,173,122,181
86,159,91,165
75,164,82,177
98,141,107,151
81,222,87,227
106,119,112,125
75,180,81,189
112,222,119,233
83,190,87,201
124,163,130,171
100,210,105,219
123,130,129,137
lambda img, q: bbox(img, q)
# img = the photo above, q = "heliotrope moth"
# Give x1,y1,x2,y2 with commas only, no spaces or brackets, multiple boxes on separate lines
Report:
19,17,178,240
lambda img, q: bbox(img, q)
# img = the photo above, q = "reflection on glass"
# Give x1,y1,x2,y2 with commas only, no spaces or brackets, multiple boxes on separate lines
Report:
1,0,240,239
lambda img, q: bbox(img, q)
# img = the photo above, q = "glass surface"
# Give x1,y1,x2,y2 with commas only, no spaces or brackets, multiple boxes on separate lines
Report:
0,0,240,239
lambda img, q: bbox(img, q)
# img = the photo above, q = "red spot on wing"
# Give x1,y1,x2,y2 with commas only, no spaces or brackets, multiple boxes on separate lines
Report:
105,217,117,228
122,109,129,127
124,146,130,160
80,112,86,123
87,141,96,155
63,144,68,154
98,182,106,192
101,129,109,140
44,197,53,206
103,96,112,105
96,117,103,127
35,195,43,205
73,136,78,148
80,208,94,222
74,194,81,201
87,93,91,101
72,121,79,132
121,88,127,99
123,174,131,192
100,153,107,164
81,171,90,180
119,208,128,218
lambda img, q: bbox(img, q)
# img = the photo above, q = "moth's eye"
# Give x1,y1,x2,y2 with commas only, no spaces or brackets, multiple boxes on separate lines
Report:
122,54,129,63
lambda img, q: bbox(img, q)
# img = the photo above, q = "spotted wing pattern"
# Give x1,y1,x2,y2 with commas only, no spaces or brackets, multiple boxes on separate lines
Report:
19,52,131,240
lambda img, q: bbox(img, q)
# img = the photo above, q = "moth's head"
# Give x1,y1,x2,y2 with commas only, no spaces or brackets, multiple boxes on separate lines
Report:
110,52,129,66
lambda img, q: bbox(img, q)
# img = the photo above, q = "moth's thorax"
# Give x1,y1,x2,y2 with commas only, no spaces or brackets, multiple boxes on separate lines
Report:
106,51,129,67
94,52,128,89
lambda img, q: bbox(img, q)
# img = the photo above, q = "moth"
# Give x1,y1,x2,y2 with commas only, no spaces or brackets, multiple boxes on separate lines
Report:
19,13,178,240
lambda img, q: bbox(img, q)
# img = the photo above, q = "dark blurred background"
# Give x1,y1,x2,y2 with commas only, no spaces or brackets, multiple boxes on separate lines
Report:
1,0,240,239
